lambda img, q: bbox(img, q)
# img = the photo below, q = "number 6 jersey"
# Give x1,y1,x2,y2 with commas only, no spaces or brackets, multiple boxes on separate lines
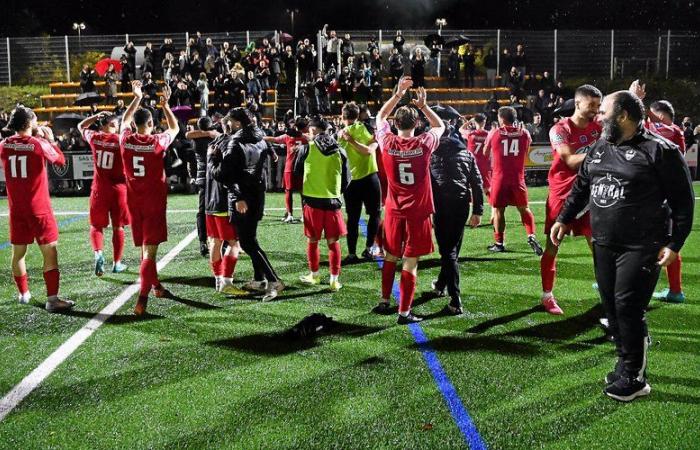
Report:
376,121,442,219
119,128,173,207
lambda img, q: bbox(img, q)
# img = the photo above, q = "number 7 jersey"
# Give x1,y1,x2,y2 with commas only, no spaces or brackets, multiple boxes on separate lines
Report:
486,125,532,183
119,129,173,206
376,121,441,219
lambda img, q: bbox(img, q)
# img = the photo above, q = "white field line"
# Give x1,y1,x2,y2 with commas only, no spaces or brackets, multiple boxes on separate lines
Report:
0,229,198,422
0,208,289,217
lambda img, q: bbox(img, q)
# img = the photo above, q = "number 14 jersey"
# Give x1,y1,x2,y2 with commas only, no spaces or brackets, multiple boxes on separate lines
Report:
376,121,442,220
486,125,532,184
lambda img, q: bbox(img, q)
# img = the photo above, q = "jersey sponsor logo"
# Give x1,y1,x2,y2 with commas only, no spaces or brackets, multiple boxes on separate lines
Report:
92,140,119,149
387,147,423,157
123,142,156,152
624,149,636,161
2,143,35,151
591,173,625,208
579,135,588,144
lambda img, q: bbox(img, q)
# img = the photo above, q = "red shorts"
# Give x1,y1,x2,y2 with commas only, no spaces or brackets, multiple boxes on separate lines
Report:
303,205,347,241
283,172,302,191
476,161,491,192
9,213,59,245
544,195,591,237
206,214,238,241
383,212,434,258
89,183,129,229
129,205,167,246
490,180,529,208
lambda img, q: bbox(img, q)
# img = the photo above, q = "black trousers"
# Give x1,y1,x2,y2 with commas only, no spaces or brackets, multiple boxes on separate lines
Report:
344,173,381,255
197,186,207,244
433,200,470,300
232,193,279,283
593,243,661,379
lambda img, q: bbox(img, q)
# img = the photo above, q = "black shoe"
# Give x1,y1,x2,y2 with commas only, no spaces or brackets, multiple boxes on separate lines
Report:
343,254,360,265
447,297,463,315
604,377,651,402
605,358,624,385
397,313,423,324
487,242,506,253
199,242,209,258
360,248,373,261
372,301,393,315
528,235,544,256
431,279,445,297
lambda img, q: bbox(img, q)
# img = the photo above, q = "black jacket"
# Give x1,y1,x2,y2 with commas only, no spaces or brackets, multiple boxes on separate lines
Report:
205,135,229,214
559,128,694,252
293,133,352,210
193,136,212,186
210,125,274,221
430,128,485,216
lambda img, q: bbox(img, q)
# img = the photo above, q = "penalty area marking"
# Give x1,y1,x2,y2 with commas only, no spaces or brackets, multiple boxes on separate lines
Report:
0,228,198,422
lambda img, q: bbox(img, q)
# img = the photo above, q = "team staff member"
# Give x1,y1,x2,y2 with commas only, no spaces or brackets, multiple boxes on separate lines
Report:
552,90,694,402
540,84,602,315
210,108,284,301
78,112,129,276
294,117,352,291
0,106,74,312
120,80,180,316
337,102,381,263
430,118,484,315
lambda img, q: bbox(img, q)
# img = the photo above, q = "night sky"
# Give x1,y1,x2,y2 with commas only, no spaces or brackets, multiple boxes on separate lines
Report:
2,0,698,38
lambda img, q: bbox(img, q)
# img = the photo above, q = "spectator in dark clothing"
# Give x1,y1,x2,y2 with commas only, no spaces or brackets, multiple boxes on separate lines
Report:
340,33,355,65
313,70,330,114
506,67,523,99
120,54,131,93
513,43,527,82
500,48,512,86
225,70,246,107
393,30,405,54
143,42,155,74
388,48,404,88
281,45,296,89
540,71,555,94
123,41,137,79
523,72,539,97
446,49,460,86
484,93,500,125
411,48,427,88
484,48,498,87
79,64,96,93
462,48,476,88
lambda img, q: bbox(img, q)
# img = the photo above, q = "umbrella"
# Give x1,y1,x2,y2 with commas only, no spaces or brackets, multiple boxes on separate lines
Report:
553,98,575,118
444,35,471,48
431,104,462,120
423,34,445,47
266,32,293,44
172,105,195,123
74,92,104,106
52,113,85,132
95,58,122,77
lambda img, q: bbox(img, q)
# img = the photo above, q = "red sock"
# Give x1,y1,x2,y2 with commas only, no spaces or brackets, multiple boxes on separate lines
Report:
381,260,397,300
89,226,104,252
14,273,29,295
307,241,320,272
222,254,238,278
328,241,341,276
494,232,504,244
43,269,60,298
210,258,223,277
139,259,152,296
520,210,536,235
398,270,417,314
148,259,160,289
112,228,125,262
540,252,556,292
285,189,293,214
667,253,682,293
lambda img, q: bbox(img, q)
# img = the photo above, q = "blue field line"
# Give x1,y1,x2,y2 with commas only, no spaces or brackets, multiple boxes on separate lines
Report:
0,214,87,250
359,218,487,449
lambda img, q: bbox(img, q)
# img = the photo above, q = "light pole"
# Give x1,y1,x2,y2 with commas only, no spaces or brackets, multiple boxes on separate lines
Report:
285,9,299,35
72,22,86,51
435,18,447,77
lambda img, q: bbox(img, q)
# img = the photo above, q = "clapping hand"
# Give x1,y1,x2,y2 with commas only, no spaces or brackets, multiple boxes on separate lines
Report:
412,86,427,109
131,80,143,99
397,76,413,95
161,84,172,105
629,79,646,100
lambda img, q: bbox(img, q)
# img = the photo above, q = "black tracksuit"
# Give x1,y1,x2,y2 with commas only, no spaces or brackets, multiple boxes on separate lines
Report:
430,128,485,300
210,125,280,283
559,127,694,380
193,136,212,244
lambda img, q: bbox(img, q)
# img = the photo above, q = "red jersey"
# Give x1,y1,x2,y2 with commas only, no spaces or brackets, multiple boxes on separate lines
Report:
82,129,126,186
272,133,308,173
376,121,441,219
462,128,490,169
644,120,686,153
119,129,173,207
486,125,532,183
0,134,65,216
548,117,602,200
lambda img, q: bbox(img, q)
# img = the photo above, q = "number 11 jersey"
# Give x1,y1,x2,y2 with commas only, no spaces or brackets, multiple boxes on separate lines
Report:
376,121,441,220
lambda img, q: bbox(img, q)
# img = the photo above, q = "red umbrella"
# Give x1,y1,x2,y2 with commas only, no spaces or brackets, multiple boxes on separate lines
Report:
95,58,122,77
172,105,195,123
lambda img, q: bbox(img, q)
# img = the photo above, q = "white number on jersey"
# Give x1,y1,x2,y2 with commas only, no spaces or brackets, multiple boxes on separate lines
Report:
133,156,145,177
95,150,115,170
8,155,28,179
473,142,483,154
501,139,520,157
398,162,415,185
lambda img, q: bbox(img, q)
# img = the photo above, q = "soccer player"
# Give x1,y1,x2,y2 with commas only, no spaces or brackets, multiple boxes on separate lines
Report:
119,80,179,316
540,85,602,315
0,106,74,312
483,106,543,255
460,114,491,198
640,94,687,303
78,112,129,277
373,77,445,324
337,102,381,263
294,117,351,291
264,117,308,223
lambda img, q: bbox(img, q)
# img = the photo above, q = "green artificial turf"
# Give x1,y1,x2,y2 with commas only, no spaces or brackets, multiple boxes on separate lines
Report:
0,185,698,449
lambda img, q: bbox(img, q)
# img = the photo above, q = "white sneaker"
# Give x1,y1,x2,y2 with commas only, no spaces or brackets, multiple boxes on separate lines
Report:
18,292,32,304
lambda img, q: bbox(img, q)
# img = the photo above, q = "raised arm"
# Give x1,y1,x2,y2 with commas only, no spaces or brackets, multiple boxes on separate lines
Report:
120,80,143,133
413,87,445,137
376,76,412,127
186,129,219,139
78,111,107,133
159,84,180,141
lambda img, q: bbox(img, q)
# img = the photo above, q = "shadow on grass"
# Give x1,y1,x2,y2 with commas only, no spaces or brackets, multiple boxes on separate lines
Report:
465,305,542,334
160,276,213,289
416,334,541,357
